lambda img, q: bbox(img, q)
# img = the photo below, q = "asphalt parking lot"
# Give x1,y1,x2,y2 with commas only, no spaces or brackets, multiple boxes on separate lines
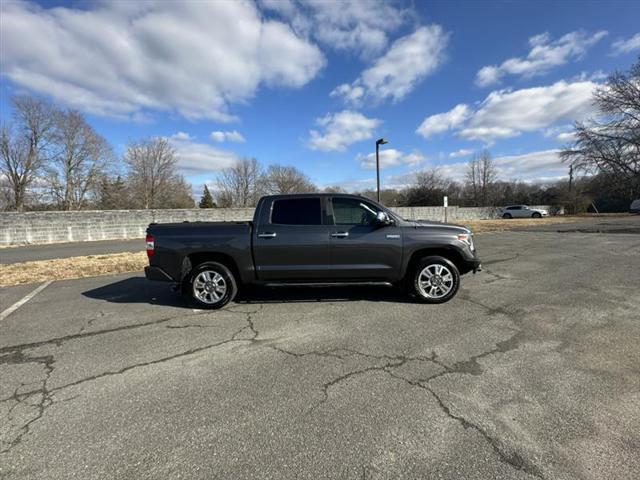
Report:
1,216,639,479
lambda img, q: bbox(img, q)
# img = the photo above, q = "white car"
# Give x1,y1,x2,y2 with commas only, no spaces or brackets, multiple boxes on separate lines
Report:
630,199,640,214
501,205,549,219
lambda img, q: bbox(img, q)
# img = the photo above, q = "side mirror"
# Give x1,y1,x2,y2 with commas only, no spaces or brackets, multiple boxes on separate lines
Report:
375,211,393,226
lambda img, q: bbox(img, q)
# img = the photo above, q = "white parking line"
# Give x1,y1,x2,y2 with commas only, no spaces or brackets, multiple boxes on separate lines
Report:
0,281,53,321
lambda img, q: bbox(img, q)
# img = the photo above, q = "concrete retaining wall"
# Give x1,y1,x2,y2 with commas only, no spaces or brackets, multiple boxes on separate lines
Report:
0,205,551,246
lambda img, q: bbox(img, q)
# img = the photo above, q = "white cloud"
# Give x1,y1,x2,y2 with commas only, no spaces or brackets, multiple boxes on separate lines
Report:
400,149,568,186
358,149,425,169
543,126,577,143
416,104,470,138
493,149,568,181
449,149,473,158
555,131,577,143
1,1,325,121
210,130,245,143
475,30,608,87
416,80,597,143
461,80,597,141
308,110,381,152
169,132,193,142
611,33,640,55
260,0,410,59
331,26,449,105
168,134,238,175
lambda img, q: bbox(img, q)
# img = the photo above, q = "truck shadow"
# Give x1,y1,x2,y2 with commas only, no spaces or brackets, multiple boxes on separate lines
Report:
82,276,410,307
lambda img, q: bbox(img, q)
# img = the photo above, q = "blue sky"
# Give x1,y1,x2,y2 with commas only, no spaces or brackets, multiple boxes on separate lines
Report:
1,0,639,196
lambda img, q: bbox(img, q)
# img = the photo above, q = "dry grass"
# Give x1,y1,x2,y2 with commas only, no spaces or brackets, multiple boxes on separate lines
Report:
463,216,586,233
0,252,148,287
0,215,600,287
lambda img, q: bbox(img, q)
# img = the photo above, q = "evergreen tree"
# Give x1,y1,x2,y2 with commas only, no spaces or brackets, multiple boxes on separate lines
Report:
199,184,216,208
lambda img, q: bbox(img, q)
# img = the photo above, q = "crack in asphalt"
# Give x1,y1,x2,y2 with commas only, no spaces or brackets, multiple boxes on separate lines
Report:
290,298,541,478
385,368,544,479
482,269,515,284
0,309,220,355
482,244,537,267
78,310,105,334
0,307,261,455
0,350,55,455
1,299,541,477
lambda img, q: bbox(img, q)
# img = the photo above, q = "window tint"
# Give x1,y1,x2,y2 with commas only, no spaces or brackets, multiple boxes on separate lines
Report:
271,198,322,225
332,198,379,225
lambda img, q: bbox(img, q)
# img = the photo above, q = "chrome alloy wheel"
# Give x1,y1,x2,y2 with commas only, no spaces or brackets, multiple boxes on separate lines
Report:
192,270,227,305
417,264,454,299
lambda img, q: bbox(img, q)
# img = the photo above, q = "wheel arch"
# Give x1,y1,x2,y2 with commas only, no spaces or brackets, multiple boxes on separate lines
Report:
182,252,242,286
404,247,470,278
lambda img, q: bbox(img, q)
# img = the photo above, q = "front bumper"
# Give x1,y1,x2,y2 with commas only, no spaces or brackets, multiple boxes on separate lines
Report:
466,258,482,273
145,265,175,282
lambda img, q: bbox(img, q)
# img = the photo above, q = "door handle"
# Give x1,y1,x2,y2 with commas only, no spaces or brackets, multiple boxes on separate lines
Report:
331,232,349,238
258,232,277,239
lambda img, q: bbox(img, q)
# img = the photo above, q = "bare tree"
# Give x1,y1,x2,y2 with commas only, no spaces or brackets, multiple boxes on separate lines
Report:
158,175,194,209
216,158,263,207
466,150,497,206
401,168,452,206
125,137,177,209
323,186,347,193
561,57,640,199
46,110,111,210
0,96,55,210
263,164,315,194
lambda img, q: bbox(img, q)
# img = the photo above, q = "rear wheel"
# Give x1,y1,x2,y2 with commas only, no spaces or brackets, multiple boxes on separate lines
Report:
532,212,542,218
188,262,237,309
502,213,512,219
410,256,460,304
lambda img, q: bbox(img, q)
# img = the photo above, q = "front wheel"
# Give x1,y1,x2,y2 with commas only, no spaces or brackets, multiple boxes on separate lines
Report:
410,256,460,304
187,262,238,309
502,213,512,219
532,212,542,218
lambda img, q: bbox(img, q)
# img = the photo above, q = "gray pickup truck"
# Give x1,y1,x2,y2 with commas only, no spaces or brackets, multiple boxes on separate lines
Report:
145,194,481,308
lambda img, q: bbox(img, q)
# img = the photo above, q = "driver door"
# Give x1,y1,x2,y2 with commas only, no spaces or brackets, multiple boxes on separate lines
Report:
328,197,402,280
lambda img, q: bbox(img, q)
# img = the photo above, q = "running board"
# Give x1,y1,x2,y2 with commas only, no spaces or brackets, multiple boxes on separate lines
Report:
263,281,394,288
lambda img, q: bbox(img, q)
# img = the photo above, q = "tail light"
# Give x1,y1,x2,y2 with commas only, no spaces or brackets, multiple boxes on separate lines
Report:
146,233,155,258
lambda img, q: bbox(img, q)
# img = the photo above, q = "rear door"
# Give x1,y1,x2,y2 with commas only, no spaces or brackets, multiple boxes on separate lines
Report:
511,206,524,218
327,197,402,280
253,197,332,280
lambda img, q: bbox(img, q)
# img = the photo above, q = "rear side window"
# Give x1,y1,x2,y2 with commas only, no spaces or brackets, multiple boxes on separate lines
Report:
271,198,322,225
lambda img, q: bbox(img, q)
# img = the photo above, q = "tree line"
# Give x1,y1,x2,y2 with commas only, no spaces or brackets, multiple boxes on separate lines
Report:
2,57,638,212
0,97,194,211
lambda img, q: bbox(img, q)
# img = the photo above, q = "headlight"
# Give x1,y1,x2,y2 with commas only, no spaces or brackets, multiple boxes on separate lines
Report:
458,233,475,251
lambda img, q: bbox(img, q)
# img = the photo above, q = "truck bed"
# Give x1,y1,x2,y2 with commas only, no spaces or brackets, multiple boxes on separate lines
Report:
146,221,254,283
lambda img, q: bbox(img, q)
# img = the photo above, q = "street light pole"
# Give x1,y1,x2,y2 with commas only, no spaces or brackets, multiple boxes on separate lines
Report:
375,138,388,203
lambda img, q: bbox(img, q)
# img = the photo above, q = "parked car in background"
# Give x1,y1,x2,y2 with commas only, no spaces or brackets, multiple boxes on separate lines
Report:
500,205,549,219
145,194,482,308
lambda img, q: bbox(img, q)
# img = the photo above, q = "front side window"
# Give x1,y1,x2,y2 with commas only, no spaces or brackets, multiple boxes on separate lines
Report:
271,198,322,225
332,198,379,226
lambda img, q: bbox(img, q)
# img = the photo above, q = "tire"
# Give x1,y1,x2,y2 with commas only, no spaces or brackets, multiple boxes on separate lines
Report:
532,212,542,218
187,261,238,309
410,255,460,304
502,213,512,219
